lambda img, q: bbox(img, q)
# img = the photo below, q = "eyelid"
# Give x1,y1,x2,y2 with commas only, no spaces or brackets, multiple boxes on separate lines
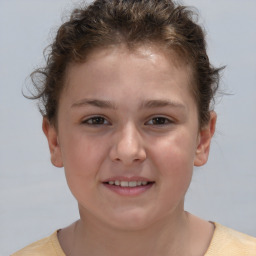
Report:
81,115,111,125
145,116,174,125
81,115,174,126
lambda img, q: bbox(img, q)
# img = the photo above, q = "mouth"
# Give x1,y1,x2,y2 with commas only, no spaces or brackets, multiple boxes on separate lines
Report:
102,178,155,196
104,180,154,187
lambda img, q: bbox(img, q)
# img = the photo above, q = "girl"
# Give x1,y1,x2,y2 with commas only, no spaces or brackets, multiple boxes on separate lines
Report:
12,0,256,255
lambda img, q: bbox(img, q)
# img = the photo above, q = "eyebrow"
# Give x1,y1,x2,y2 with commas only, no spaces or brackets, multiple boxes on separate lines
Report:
71,98,185,110
140,99,186,110
71,99,117,109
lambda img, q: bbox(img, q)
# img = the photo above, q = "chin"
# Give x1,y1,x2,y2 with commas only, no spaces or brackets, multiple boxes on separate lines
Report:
102,208,159,231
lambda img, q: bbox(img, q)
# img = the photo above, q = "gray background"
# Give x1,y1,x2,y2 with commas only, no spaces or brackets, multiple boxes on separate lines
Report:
0,0,255,255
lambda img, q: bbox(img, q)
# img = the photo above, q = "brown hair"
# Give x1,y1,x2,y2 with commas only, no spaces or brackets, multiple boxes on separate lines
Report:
30,0,223,127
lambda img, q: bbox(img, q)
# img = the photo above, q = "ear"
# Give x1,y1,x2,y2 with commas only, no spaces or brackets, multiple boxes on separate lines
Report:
42,117,63,168
194,111,217,166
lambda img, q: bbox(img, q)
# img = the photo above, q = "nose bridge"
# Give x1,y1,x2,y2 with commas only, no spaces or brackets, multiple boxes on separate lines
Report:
110,122,146,165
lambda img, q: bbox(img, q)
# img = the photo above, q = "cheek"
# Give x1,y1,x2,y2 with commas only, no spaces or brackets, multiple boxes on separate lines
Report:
60,134,108,194
61,131,106,168
149,132,197,188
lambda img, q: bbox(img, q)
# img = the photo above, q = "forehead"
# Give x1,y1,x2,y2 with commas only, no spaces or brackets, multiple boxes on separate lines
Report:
64,44,195,94
89,43,192,71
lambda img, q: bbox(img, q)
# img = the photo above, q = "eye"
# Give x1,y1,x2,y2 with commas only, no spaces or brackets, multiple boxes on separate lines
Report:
146,117,173,125
82,116,109,125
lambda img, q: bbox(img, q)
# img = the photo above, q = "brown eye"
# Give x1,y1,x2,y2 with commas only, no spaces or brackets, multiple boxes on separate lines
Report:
146,117,172,125
83,116,109,125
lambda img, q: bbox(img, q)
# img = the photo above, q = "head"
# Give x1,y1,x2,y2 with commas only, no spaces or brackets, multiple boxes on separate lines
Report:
31,0,222,229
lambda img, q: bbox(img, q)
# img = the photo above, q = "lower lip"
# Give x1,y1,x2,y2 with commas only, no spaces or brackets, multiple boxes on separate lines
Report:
103,183,154,196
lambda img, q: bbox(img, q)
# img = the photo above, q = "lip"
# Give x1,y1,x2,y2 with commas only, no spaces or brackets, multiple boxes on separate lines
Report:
102,176,153,182
102,176,155,196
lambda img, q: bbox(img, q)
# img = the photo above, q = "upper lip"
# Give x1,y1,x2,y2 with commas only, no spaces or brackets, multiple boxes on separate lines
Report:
102,176,154,183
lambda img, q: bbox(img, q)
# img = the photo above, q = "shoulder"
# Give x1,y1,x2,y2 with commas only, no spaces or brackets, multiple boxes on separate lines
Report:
11,231,65,256
205,223,256,256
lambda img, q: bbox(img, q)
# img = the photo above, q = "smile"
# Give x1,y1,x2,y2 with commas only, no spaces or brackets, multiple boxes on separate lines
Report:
102,178,155,196
105,180,152,187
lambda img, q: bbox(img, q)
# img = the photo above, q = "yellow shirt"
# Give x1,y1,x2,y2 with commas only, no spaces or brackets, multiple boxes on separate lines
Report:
12,223,256,256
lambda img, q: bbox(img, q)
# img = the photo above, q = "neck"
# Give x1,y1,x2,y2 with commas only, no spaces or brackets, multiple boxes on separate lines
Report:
59,209,214,256
68,209,191,256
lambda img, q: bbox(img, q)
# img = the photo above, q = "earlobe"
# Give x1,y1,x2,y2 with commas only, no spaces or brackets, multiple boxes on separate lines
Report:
42,117,63,168
194,112,217,166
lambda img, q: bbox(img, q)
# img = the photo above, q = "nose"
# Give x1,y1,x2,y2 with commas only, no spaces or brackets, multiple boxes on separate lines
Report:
109,123,146,166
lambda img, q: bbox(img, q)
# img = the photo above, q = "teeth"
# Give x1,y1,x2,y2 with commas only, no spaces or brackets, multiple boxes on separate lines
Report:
129,181,137,187
120,181,129,187
107,180,150,187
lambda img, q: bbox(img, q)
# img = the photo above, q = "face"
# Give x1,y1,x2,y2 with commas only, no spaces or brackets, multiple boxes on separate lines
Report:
43,45,216,230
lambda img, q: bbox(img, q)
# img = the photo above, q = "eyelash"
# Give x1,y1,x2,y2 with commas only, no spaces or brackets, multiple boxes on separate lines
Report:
82,116,173,126
145,117,173,126
82,116,110,125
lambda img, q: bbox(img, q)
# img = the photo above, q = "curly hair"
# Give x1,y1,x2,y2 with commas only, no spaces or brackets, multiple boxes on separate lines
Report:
30,0,223,127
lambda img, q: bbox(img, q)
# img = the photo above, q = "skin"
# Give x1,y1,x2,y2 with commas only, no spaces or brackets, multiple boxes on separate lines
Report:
43,45,216,256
